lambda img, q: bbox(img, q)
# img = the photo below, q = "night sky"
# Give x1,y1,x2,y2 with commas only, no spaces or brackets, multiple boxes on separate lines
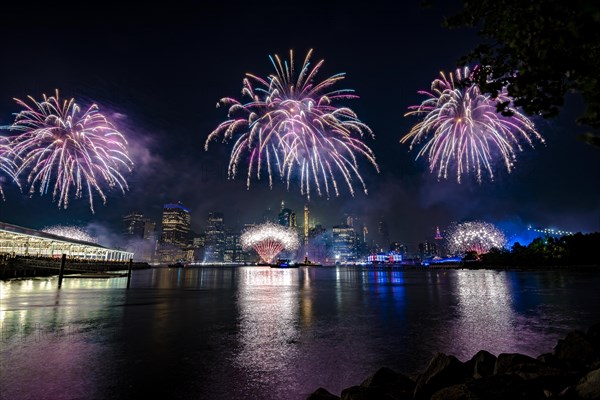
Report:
0,1,598,248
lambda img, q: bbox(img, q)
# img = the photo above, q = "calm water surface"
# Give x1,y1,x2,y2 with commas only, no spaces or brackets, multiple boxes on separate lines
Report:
1,267,600,399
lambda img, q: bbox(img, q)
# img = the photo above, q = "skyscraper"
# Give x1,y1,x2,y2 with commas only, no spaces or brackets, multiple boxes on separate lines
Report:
332,225,357,263
205,212,225,262
160,202,191,247
304,204,309,246
224,231,243,263
278,201,295,227
123,212,145,238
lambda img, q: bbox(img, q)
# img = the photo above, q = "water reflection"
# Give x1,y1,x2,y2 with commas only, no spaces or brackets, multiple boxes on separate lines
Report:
446,271,518,359
234,267,302,396
0,277,125,400
1,268,599,400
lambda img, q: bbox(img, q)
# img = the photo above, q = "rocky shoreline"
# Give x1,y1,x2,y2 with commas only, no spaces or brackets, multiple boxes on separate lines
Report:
307,323,600,400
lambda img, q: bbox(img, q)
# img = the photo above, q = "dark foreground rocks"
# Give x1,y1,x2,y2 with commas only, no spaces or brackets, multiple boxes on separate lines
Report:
306,322,600,400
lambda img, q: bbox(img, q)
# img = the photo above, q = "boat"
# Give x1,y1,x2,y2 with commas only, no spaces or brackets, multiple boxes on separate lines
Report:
294,256,322,267
270,259,299,268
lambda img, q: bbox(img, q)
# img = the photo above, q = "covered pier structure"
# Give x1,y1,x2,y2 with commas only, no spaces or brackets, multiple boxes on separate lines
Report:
0,221,133,262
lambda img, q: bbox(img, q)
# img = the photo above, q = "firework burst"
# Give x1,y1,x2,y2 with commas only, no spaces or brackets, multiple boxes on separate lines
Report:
206,49,378,199
401,66,544,183
5,90,133,212
42,225,98,244
240,222,300,264
0,138,18,199
447,221,507,255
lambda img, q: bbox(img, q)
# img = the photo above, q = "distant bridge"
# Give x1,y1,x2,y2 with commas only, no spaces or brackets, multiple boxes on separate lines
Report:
0,221,133,262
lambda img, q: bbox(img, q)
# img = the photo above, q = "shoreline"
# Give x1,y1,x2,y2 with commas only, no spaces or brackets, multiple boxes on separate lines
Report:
307,323,600,400
2,262,600,280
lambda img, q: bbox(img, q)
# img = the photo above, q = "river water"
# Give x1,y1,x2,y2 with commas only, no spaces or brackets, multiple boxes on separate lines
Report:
1,266,599,400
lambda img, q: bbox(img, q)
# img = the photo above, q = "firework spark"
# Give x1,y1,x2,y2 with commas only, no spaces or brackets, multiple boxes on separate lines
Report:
206,49,378,199
240,222,300,264
0,139,17,199
446,221,507,255
42,225,98,244
401,66,544,183
5,90,133,212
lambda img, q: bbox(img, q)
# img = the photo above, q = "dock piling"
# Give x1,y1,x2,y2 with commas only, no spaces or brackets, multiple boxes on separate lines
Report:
126,258,133,289
58,254,66,288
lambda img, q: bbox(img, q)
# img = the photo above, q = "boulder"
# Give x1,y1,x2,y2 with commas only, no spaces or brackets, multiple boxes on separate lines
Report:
494,353,540,375
575,368,600,400
537,352,563,369
307,387,340,400
413,353,465,399
554,331,596,370
431,384,473,400
361,367,415,396
587,322,600,353
340,385,390,400
467,374,546,400
465,350,497,379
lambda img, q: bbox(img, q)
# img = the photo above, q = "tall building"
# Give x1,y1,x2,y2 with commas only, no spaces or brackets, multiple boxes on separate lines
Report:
143,219,156,241
224,231,243,263
205,212,225,262
378,216,389,249
122,212,157,262
278,201,295,227
332,225,357,263
123,212,145,238
160,202,191,247
304,204,309,246
434,226,444,256
419,240,437,259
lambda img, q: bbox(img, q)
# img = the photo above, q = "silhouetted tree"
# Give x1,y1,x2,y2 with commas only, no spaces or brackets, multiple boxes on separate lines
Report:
444,0,600,146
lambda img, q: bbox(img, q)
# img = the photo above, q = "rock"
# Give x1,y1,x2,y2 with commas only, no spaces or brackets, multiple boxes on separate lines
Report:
575,368,600,400
587,323,600,353
554,331,596,370
361,367,415,397
414,353,465,399
507,363,577,395
431,384,473,400
537,352,563,369
340,385,391,400
307,387,340,400
467,374,546,400
465,350,497,379
494,353,540,375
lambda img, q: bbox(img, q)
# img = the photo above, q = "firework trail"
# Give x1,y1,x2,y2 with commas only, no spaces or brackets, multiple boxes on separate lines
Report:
240,222,300,264
42,225,98,244
401,66,544,183
206,49,378,199
5,90,133,212
0,138,18,199
447,221,507,255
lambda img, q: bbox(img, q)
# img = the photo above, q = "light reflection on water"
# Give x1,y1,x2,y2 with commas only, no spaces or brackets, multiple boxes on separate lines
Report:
1,267,600,400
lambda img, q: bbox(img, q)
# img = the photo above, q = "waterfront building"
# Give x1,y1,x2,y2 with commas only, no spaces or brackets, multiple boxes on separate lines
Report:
224,231,243,263
205,212,225,262
390,241,408,255
332,224,357,263
0,221,133,261
419,240,437,259
160,202,191,247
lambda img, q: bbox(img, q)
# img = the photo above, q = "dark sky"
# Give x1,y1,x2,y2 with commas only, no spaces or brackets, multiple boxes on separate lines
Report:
0,0,598,248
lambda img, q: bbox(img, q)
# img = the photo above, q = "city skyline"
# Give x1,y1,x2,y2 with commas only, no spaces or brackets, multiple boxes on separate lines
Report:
0,1,598,245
